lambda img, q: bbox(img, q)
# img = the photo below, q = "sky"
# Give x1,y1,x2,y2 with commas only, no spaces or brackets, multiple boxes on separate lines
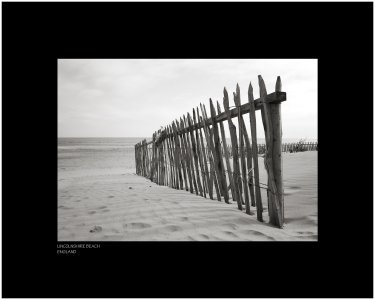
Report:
58,59,317,140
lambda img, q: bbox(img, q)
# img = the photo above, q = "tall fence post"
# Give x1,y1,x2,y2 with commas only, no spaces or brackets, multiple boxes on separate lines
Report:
259,75,284,228
248,82,263,222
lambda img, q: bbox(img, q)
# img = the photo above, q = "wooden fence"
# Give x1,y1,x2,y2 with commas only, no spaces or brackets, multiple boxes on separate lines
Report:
135,76,287,228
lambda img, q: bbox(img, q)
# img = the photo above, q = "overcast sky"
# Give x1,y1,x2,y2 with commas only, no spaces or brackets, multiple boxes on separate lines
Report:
58,59,317,139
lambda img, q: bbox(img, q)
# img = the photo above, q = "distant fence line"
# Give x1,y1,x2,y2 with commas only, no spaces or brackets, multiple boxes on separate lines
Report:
135,76,288,228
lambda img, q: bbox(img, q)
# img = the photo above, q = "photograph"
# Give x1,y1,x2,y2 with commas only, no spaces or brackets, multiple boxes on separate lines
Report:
3,1,373,297
58,59,318,241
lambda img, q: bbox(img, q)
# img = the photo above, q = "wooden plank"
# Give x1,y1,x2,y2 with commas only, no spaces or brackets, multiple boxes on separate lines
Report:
187,112,204,197
234,88,251,214
209,126,221,201
171,122,183,190
167,127,175,188
183,115,199,196
170,125,179,189
200,104,221,201
177,119,194,193
174,121,188,191
272,76,284,223
209,99,229,203
235,84,256,208
197,107,214,199
202,103,226,201
164,127,171,187
217,101,237,205
151,132,156,182
223,88,243,211
162,137,167,185
144,140,148,177
259,75,283,228
193,108,208,198
135,144,138,175
145,91,287,145
167,126,176,188
248,82,264,222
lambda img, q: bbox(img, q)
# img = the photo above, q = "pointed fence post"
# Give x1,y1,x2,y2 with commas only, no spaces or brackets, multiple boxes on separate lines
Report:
234,90,250,213
248,82,263,222
223,88,243,211
200,104,221,201
183,115,199,195
209,99,229,203
178,118,194,193
259,75,284,228
217,101,237,204
187,113,204,197
197,107,214,199
234,84,256,210
193,108,208,198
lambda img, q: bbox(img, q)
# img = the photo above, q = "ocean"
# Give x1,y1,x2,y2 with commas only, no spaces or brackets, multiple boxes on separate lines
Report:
58,137,142,173
58,137,317,173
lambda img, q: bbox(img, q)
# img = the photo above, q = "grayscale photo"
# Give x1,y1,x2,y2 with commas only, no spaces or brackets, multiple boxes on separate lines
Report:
58,59,318,241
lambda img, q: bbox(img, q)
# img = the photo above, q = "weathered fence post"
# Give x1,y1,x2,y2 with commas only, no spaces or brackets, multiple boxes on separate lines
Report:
200,104,221,201
259,75,284,228
177,118,193,193
196,107,214,199
234,90,250,213
209,99,229,203
248,82,263,222
187,113,204,197
193,108,208,198
183,115,199,196
216,101,237,205
234,84,255,211
223,88,243,211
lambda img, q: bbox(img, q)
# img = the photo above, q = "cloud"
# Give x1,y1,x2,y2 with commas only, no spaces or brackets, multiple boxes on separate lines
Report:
58,59,317,139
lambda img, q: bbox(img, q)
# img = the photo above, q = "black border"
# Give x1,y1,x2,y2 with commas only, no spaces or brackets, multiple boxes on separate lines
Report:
3,2,373,298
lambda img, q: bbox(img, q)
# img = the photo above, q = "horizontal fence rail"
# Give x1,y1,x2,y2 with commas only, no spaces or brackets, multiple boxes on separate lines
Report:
135,76,291,228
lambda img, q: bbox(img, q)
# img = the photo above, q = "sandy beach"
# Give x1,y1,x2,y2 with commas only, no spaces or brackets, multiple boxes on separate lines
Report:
58,138,317,241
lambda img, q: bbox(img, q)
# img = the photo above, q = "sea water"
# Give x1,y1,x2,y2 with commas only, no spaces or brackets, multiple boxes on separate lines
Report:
58,137,317,173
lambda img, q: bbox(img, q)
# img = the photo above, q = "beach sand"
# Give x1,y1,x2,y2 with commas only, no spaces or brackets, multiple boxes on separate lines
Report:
58,146,317,241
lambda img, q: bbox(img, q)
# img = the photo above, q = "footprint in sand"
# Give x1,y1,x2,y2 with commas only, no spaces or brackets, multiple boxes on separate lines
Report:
58,205,72,210
198,234,210,240
297,231,314,235
240,229,276,240
298,234,318,240
223,223,238,230
123,222,152,230
89,225,102,233
288,186,301,190
108,195,114,198
165,225,182,232
222,231,239,238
